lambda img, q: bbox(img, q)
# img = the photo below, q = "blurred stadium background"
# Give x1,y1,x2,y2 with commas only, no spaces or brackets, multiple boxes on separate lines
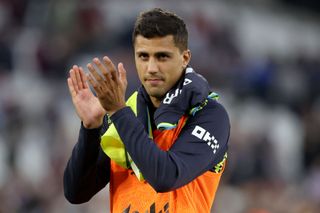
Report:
0,0,319,212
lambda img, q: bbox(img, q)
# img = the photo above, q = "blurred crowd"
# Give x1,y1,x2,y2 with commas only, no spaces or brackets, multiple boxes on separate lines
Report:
0,0,319,212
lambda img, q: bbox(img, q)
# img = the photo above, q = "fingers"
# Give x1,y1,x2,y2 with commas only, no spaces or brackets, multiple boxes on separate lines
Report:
92,58,110,81
74,65,83,90
103,56,118,82
67,77,76,97
87,72,102,95
118,62,127,88
69,65,88,93
86,63,104,96
87,57,118,93
69,68,79,93
79,66,89,89
72,56,125,97
88,56,119,83
87,62,105,84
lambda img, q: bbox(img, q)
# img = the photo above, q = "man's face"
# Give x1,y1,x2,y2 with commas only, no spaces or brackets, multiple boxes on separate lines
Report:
134,35,190,107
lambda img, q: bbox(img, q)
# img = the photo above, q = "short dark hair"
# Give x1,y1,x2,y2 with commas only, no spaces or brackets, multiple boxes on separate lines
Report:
132,8,188,52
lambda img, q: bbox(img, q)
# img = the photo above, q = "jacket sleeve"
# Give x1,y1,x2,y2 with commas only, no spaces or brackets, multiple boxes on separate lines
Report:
63,116,110,204
110,100,230,192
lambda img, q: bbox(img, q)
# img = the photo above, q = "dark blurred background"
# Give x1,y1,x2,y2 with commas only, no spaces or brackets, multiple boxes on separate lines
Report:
0,0,319,212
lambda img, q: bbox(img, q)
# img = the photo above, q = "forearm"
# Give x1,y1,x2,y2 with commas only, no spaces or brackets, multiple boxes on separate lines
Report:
111,108,175,191
111,104,229,192
63,124,110,203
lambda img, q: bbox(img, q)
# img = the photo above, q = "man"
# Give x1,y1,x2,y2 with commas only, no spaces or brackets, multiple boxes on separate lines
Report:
64,8,230,213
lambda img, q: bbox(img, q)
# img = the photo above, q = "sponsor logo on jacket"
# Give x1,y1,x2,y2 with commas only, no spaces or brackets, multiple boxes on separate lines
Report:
192,125,219,154
122,202,169,213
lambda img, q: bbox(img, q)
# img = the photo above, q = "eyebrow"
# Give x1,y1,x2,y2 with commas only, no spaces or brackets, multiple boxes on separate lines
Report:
136,51,173,56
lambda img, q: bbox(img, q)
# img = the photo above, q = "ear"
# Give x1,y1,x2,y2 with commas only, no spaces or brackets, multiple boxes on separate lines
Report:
182,49,191,68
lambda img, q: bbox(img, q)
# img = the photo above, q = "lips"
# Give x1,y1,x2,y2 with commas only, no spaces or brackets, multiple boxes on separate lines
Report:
145,77,164,86
147,79,162,82
147,79,163,84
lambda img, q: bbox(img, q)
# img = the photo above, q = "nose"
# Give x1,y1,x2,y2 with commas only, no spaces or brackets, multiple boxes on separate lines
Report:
147,58,158,74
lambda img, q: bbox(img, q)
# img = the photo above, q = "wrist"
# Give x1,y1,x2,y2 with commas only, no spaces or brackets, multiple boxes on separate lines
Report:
107,105,126,117
82,117,104,129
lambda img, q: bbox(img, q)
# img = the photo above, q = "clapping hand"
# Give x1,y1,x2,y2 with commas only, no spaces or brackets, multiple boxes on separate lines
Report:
86,56,127,117
67,56,127,129
67,65,106,129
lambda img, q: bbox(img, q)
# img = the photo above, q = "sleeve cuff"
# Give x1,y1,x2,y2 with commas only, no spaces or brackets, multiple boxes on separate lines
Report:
110,106,135,122
80,122,102,133
80,122,102,147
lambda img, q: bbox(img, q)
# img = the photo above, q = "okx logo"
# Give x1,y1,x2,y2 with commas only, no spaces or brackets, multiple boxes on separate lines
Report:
192,125,219,154
122,202,169,213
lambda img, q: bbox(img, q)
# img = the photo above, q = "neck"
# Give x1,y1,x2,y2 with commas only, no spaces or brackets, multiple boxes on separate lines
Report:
150,96,162,108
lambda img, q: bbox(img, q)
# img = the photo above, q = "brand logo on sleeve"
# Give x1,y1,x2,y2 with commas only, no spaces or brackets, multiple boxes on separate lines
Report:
192,125,219,154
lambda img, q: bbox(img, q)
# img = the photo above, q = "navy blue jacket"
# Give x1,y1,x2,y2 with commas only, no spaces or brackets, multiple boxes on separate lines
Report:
63,98,230,204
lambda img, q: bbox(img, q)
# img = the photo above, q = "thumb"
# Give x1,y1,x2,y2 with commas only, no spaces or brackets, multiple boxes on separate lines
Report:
118,63,127,87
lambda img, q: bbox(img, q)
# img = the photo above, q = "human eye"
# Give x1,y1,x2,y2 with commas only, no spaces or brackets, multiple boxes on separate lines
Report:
157,53,170,61
138,53,149,61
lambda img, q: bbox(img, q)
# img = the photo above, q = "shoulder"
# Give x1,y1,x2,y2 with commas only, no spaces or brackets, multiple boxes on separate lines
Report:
188,99,230,127
206,99,229,113
184,99,230,149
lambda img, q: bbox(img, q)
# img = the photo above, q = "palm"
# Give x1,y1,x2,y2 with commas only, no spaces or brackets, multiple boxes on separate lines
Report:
73,88,106,123
67,66,106,128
